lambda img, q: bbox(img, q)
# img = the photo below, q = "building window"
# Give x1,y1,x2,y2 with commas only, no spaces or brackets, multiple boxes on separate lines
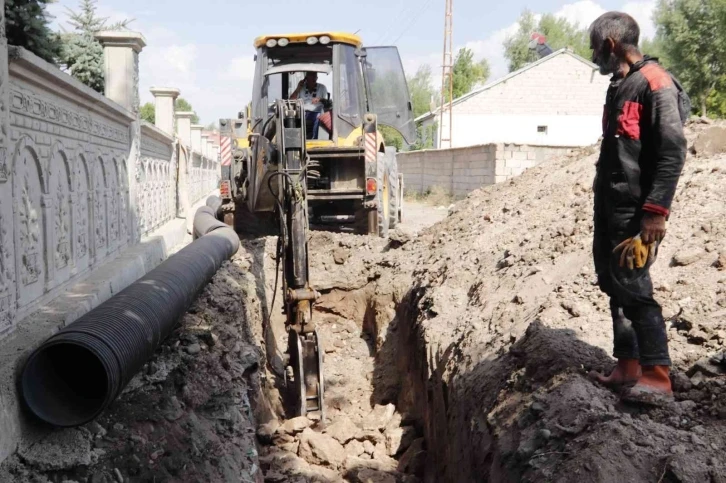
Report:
537,125,548,134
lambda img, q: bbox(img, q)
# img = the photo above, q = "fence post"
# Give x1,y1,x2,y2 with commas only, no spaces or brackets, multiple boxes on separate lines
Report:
201,133,209,158
95,30,146,244
191,125,203,153
149,87,180,137
175,112,194,218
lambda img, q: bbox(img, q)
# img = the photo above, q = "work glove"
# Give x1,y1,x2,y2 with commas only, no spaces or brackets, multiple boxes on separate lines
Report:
612,234,658,270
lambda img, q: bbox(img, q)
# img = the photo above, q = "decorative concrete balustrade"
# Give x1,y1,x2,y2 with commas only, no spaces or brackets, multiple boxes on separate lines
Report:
0,20,220,338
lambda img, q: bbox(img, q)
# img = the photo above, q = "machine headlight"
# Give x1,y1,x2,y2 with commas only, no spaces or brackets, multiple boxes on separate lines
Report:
319,36,331,45
266,39,278,48
306,36,319,45
278,37,289,47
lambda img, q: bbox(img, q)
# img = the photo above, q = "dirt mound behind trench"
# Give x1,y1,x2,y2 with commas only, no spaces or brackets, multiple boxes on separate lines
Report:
375,126,726,482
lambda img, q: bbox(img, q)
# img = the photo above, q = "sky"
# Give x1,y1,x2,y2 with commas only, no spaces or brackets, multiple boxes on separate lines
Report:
46,0,657,125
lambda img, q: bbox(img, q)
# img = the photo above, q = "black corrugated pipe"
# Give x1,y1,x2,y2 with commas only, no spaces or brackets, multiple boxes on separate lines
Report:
205,194,224,218
20,208,240,427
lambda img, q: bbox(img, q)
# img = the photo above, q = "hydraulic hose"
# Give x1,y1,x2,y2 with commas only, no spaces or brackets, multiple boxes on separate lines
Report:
20,208,240,427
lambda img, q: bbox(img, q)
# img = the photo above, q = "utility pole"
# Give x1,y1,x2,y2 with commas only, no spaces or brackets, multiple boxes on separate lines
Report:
439,0,454,149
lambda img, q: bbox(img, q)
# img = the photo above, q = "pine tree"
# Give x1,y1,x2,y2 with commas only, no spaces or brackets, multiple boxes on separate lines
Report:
58,0,132,93
5,0,62,64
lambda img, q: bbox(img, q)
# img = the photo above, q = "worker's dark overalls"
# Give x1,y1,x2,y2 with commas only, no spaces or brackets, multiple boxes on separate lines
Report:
593,58,687,367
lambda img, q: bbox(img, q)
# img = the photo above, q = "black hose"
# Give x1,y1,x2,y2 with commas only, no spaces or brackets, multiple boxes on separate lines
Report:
20,208,240,427
206,195,224,218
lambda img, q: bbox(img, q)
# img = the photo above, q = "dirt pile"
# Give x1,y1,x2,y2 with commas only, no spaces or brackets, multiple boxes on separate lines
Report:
376,122,726,482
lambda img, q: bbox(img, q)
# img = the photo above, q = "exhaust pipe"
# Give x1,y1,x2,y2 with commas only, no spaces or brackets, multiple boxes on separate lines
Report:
20,208,240,427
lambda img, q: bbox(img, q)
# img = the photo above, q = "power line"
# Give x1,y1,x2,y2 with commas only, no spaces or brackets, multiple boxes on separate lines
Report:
391,0,435,45
376,0,421,45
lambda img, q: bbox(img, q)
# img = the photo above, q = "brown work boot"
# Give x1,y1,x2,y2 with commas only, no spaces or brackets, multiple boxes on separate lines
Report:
622,365,674,406
589,359,641,391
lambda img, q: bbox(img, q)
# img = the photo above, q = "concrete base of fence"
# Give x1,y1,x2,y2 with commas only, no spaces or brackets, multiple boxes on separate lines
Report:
0,190,219,464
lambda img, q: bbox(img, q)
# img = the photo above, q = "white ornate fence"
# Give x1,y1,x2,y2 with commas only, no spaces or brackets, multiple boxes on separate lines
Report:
189,152,219,205
0,47,136,328
139,122,177,237
0,38,219,338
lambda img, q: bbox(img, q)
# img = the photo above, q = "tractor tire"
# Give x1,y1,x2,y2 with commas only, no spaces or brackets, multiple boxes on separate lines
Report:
397,173,404,224
385,148,400,230
373,152,391,238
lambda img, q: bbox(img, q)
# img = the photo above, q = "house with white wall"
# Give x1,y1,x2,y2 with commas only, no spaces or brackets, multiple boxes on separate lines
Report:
417,48,610,148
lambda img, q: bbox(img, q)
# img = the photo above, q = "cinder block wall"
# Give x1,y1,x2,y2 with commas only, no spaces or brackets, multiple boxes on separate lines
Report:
398,143,576,197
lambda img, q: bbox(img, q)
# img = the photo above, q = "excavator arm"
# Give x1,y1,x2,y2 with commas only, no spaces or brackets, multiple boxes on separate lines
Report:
263,100,325,419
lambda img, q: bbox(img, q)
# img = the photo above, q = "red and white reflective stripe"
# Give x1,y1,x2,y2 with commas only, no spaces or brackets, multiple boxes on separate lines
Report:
220,180,231,197
364,132,377,163
220,137,232,166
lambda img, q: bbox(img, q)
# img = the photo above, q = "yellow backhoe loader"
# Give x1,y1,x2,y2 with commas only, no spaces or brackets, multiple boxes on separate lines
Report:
218,32,414,419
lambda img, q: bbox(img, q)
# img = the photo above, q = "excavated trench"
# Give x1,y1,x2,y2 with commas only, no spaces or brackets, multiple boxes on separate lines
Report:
245,230,568,483
244,231,427,483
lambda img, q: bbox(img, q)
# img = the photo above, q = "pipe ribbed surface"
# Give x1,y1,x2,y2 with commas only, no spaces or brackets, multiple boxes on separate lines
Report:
206,194,224,218
21,211,240,427
193,205,232,240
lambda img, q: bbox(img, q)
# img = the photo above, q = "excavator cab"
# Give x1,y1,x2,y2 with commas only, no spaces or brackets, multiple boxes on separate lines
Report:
247,32,413,237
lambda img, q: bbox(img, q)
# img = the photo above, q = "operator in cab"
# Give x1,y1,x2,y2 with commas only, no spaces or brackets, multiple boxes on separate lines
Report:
291,71,329,139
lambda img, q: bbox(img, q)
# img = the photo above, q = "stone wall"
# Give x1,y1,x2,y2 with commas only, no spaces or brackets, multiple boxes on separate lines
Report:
397,143,576,197
0,40,219,339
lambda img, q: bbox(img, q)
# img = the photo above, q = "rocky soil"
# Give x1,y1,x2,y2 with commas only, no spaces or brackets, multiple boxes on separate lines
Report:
2,121,726,483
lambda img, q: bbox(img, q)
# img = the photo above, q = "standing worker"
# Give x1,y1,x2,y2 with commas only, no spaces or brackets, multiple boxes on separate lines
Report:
587,12,688,405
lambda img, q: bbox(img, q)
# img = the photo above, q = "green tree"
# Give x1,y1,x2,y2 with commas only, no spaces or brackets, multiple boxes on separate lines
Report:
140,102,155,123
380,125,403,151
640,36,670,66
503,9,591,72
175,97,200,124
653,0,726,117
407,64,437,118
406,65,438,150
5,0,62,63
58,0,132,93
444,48,490,101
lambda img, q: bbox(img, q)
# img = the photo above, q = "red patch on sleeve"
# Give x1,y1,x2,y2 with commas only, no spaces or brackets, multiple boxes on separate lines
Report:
640,64,673,91
642,203,669,217
616,101,643,140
